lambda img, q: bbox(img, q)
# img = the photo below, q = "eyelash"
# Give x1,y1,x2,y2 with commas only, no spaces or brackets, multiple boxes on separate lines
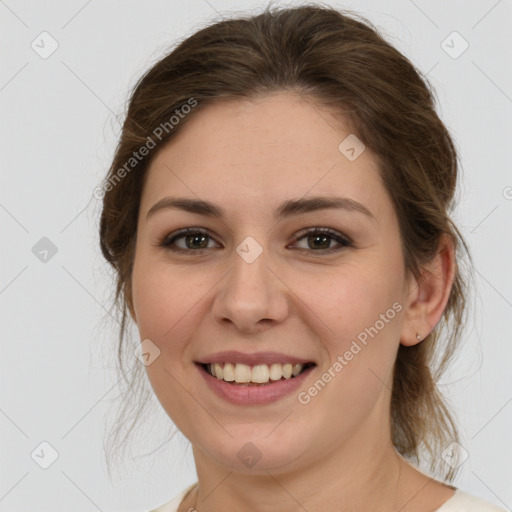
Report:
158,227,353,255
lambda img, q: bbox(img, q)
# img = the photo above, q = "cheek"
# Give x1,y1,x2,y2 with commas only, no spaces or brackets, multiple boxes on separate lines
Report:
297,257,404,389
132,259,197,345
130,258,212,429
292,269,403,431
303,265,403,347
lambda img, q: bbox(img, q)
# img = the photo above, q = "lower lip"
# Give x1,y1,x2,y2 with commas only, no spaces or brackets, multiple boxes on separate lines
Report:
195,363,315,405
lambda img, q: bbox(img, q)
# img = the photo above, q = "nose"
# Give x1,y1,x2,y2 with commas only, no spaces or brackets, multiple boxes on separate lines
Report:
211,247,289,334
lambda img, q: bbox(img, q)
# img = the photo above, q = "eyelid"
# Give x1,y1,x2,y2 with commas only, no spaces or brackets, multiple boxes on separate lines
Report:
291,226,352,244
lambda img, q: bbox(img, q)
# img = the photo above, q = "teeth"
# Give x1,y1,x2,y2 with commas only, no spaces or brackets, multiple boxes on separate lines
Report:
235,363,252,383
222,363,235,381
207,362,307,384
292,363,302,376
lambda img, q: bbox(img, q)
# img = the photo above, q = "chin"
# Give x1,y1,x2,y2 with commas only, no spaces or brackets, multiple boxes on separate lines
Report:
195,427,309,474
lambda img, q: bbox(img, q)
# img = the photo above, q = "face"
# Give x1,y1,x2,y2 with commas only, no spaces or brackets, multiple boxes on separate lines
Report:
130,92,413,474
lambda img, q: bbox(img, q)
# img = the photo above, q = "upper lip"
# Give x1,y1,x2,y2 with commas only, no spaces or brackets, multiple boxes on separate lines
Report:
195,351,316,366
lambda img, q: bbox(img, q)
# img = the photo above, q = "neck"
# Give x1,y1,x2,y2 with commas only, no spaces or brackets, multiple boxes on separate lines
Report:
185,424,409,512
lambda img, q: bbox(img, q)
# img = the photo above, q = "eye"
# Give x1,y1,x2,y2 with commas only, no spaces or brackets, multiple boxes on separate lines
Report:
159,228,220,252
289,227,352,253
158,226,352,255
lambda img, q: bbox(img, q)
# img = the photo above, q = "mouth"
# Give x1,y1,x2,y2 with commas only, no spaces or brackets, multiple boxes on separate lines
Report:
196,361,317,386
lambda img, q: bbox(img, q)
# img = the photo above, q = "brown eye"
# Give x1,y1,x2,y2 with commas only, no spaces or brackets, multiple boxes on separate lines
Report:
183,233,209,249
160,228,220,252
291,227,352,253
307,233,331,250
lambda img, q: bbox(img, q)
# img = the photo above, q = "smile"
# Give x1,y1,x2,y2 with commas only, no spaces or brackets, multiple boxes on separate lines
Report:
195,362,317,405
202,362,316,385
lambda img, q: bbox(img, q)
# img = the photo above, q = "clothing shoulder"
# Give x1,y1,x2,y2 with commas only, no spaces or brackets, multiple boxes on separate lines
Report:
438,489,508,511
144,485,508,512
145,482,197,512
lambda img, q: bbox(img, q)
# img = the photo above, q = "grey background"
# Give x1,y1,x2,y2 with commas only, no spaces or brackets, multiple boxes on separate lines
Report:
1,0,511,511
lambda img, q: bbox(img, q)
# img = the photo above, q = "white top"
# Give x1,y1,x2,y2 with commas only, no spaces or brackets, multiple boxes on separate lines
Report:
147,483,508,512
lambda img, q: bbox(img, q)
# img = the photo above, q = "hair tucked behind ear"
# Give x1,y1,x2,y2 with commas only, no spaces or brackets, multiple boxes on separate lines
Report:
99,3,472,480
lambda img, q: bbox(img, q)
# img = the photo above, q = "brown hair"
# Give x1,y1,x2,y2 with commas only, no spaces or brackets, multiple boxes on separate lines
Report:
99,3,471,480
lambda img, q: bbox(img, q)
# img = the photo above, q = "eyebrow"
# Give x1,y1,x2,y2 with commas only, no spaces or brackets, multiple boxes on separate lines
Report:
146,196,375,221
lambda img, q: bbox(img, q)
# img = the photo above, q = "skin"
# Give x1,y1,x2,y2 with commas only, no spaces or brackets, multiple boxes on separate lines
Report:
130,92,457,512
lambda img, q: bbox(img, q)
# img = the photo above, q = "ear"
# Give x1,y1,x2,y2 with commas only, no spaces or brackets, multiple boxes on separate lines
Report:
400,233,456,346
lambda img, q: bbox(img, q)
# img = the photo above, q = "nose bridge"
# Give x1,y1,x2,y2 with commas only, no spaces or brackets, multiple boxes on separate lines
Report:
212,238,288,330
231,243,268,295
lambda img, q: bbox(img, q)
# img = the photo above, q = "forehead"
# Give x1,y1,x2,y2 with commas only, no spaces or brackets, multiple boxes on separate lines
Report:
141,92,388,218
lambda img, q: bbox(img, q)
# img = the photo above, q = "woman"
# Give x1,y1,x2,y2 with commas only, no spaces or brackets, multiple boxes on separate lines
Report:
99,5,506,511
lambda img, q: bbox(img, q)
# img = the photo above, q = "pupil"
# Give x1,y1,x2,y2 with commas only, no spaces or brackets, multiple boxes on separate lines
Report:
309,234,329,249
187,234,208,249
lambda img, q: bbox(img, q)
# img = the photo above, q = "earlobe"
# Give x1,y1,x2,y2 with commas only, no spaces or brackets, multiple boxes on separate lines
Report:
401,234,456,347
